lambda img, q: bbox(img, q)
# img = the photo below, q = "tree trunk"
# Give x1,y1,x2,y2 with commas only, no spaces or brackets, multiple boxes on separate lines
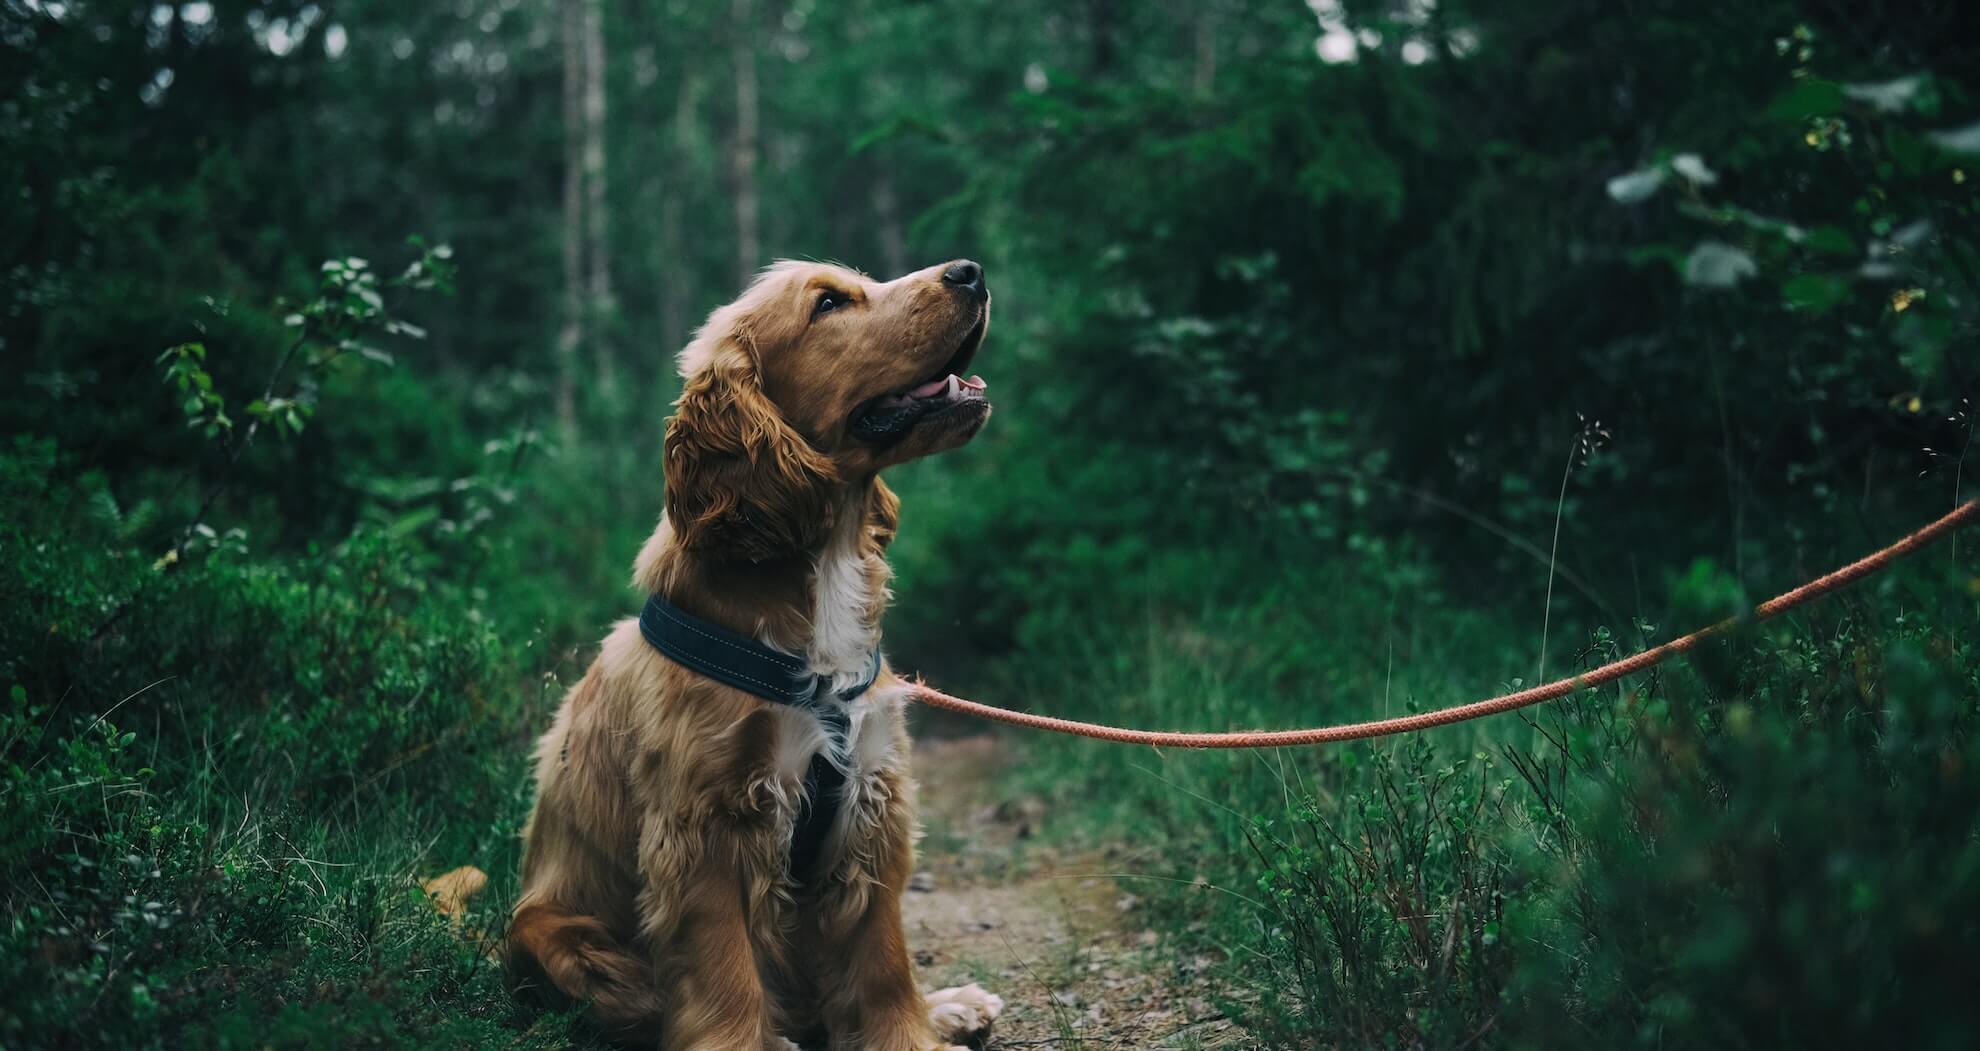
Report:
555,0,584,440
581,0,615,394
871,172,907,278
730,0,759,289
659,73,694,355
1089,0,1118,75
1193,6,1218,94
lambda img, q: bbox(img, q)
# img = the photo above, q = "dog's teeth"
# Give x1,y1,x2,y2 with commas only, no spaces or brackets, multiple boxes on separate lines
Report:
945,374,960,396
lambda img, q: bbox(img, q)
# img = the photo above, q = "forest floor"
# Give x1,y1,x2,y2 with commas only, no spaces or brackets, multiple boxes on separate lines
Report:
903,735,1236,1050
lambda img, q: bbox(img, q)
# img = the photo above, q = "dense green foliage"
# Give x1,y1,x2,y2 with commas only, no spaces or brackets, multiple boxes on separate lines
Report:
2,439,555,1046
5,0,1978,1046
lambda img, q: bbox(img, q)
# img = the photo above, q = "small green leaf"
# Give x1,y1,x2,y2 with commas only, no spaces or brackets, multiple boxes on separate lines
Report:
1803,226,1856,256
1781,273,1850,314
1767,79,1845,121
1894,312,1951,382
1683,242,1757,288
1926,121,1980,156
1842,75,1925,113
1606,167,1667,204
1887,129,1931,175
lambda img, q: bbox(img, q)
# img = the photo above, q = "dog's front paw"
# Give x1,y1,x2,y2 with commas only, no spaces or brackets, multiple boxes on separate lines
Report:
926,983,1004,1047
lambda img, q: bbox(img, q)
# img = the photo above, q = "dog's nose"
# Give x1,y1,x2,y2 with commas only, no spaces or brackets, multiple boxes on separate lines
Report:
941,259,986,299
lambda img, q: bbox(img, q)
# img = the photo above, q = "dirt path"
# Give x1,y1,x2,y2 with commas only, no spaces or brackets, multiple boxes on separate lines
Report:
903,736,1235,1050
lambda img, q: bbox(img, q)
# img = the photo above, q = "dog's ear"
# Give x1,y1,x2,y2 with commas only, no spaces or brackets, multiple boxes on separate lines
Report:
664,333,837,562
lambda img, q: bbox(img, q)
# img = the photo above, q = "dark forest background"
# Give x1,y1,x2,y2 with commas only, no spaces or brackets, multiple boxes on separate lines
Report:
4,0,1979,1047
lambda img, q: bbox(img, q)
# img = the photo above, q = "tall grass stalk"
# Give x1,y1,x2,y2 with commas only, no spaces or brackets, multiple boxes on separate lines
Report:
1538,417,1608,683
1536,441,1575,684
1953,401,1973,564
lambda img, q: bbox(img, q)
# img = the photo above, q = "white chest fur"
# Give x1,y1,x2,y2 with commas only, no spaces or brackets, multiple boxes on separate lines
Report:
764,683,907,787
763,685,907,876
805,502,884,695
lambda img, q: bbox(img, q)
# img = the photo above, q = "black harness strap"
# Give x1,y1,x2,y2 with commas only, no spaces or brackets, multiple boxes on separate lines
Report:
788,703,850,884
637,594,882,882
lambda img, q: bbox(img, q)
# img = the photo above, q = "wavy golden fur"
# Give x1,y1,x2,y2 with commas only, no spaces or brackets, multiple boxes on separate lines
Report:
508,259,1001,1050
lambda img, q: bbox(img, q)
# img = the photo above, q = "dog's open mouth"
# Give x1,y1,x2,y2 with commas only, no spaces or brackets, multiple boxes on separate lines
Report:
849,315,989,443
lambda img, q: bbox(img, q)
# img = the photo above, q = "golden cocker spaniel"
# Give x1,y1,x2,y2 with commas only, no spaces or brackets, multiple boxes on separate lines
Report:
508,259,1004,1050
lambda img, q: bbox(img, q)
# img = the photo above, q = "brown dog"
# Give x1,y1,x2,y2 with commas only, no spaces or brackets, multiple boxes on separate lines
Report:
507,260,1004,1050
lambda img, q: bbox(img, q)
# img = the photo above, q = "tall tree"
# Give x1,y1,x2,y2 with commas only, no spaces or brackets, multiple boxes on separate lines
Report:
1193,5,1218,93
730,0,760,288
660,73,697,355
555,0,585,439
871,173,907,278
1088,0,1119,74
581,0,615,393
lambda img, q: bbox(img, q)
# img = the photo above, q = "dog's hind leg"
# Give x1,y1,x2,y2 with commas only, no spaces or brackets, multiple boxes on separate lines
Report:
507,900,663,1038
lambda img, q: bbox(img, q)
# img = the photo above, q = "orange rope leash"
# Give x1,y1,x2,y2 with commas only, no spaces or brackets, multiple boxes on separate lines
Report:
908,501,1979,748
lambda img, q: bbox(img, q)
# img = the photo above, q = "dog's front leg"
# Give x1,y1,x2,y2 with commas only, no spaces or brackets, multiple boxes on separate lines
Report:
639,706,807,1051
822,884,944,1051
643,801,796,1051
815,768,987,1051
645,830,788,1051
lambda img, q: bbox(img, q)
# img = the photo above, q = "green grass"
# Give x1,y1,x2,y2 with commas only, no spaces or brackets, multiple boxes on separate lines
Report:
991,540,1980,1048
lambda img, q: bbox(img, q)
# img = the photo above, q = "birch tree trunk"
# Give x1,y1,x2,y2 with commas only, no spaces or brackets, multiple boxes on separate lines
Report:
555,0,584,440
1194,5,1218,94
581,0,615,393
872,173,907,278
730,0,759,289
659,73,695,355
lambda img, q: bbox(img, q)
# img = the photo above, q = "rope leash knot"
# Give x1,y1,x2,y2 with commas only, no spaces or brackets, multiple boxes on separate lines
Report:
908,501,1979,749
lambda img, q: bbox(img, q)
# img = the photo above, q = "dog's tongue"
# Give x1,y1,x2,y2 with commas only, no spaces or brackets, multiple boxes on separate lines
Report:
907,374,987,399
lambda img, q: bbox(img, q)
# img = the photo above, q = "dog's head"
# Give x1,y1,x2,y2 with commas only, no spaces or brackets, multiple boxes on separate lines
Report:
664,259,991,561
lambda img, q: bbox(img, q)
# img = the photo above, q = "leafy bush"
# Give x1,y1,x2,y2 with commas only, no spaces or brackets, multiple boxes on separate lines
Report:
0,437,578,1048
0,238,602,1045
1503,591,1980,1048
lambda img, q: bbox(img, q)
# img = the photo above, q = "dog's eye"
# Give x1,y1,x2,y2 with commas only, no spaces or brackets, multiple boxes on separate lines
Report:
813,290,847,319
